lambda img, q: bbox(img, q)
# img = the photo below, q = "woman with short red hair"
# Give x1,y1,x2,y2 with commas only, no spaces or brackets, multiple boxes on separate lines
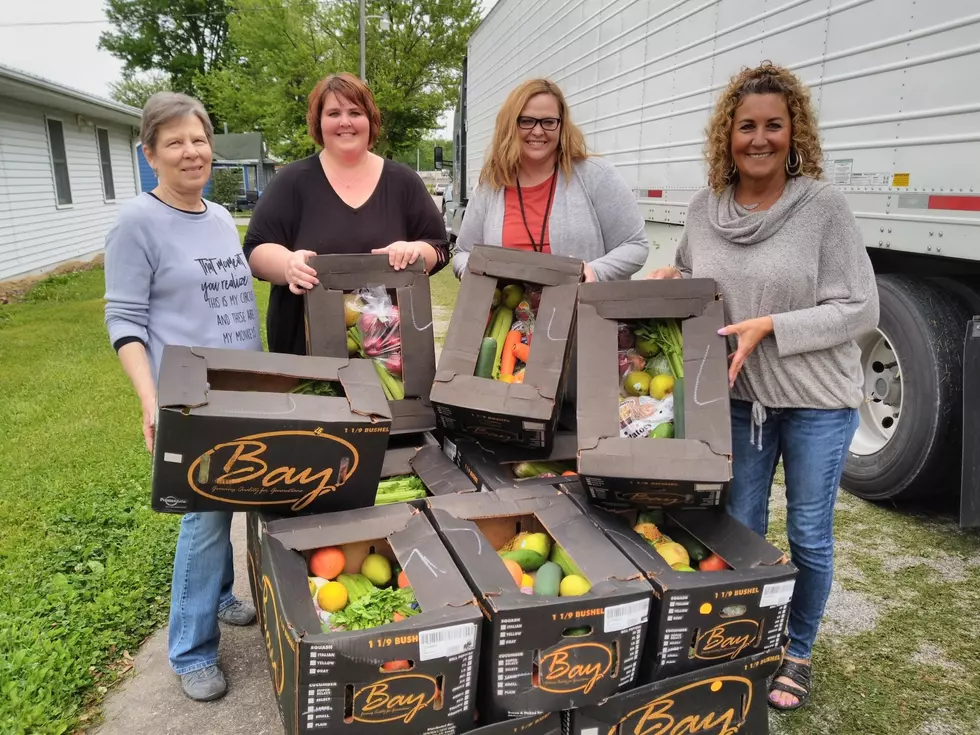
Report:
245,73,450,355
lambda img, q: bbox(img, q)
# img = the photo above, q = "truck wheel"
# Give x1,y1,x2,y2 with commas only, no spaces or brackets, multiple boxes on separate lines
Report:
842,275,970,502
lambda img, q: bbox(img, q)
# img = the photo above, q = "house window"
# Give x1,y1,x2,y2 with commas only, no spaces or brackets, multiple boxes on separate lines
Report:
96,128,116,201
45,118,73,206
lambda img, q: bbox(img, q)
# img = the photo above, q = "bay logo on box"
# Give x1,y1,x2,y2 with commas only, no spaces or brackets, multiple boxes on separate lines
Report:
187,428,360,511
352,673,440,723
261,575,291,696
537,641,614,694
620,491,692,506
614,676,752,735
693,620,762,661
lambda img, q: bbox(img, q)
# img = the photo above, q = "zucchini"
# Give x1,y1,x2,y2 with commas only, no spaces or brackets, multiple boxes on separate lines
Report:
667,527,710,563
475,337,497,378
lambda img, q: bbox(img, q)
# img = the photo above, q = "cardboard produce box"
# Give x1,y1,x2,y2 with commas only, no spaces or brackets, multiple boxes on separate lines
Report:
426,487,652,721
563,648,783,735
576,279,732,509
305,254,437,434
440,432,580,493
375,432,477,506
468,712,560,735
566,494,797,682
152,346,391,514
430,245,582,451
248,504,483,735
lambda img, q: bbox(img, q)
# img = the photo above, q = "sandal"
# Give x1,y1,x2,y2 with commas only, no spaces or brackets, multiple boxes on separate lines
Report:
768,659,812,711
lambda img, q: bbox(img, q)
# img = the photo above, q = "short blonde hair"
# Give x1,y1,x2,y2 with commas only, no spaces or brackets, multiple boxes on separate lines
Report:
140,92,214,153
705,62,824,193
479,79,588,190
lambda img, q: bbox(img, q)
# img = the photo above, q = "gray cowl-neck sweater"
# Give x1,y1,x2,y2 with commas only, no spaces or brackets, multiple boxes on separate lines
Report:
676,175,879,410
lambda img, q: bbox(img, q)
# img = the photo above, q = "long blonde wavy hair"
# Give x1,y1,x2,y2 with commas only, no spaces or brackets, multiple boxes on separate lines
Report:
705,62,824,193
479,79,589,190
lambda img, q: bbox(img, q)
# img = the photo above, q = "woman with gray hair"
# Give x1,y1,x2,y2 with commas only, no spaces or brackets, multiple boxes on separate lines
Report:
103,92,262,702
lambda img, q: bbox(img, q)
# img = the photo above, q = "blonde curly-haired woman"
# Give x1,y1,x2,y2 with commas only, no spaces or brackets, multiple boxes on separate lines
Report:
650,62,879,710
453,78,648,281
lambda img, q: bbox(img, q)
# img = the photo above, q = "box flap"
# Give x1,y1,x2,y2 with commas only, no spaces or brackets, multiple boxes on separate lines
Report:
158,345,208,408
468,712,560,735
265,503,415,550
463,431,578,464
410,446,475,496
336,360,394,420
387,510,477,608
670,510,791,568
577,278,718,316
467,244,584,285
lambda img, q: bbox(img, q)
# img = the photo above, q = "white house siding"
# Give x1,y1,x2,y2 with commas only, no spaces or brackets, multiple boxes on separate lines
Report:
0,97,138,281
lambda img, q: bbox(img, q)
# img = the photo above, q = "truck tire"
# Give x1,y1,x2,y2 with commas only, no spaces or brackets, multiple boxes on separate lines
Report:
842,274,970,503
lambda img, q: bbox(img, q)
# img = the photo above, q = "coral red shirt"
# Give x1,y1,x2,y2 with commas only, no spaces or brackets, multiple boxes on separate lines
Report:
502,174,556,253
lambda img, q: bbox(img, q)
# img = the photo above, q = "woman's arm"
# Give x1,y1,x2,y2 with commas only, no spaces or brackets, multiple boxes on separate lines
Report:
103,216,158,452
452,185,490,279
586,165,650,281
771,190,880,357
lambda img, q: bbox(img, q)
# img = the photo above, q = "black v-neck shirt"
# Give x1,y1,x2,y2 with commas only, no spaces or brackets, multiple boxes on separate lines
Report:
243,155,450,355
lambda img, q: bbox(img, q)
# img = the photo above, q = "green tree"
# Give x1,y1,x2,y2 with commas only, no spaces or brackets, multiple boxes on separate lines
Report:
200,0,479,161
211,167,243,208
99,0,233,108
108,71,173,108
392,138,452,171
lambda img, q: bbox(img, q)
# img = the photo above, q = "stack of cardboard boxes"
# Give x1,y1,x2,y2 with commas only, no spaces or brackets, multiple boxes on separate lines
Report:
149,247,796,735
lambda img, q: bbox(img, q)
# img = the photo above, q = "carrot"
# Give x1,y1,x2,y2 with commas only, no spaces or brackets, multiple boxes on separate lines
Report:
498,330,523,380
512,342,530,364
514,370,525,384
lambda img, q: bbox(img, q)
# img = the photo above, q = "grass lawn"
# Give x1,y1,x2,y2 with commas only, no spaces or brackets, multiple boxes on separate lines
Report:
0,250,976,734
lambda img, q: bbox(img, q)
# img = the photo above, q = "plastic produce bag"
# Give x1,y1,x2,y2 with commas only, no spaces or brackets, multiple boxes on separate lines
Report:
619,393,674,439
346,286,405,400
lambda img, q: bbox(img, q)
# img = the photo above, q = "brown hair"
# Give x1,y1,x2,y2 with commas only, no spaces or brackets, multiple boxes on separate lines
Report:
140,92,213,153
307,73,382,148
479,79,588,190
705,61,824,193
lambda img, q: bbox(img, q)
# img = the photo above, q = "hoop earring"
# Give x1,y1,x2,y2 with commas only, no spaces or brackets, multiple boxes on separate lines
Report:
725,160,738,184
786,148,803,176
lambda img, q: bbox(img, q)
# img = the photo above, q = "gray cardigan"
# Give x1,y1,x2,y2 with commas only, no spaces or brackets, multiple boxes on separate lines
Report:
452,156,649,280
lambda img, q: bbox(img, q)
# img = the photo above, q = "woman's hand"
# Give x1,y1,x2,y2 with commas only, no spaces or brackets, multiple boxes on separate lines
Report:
719,316,774,387
373,241,424,271
583,262,597,282
285,249,319,294
646,266,683,279
141,398,156,453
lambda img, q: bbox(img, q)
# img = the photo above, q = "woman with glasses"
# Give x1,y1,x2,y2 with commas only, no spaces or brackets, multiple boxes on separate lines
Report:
453,78,648,281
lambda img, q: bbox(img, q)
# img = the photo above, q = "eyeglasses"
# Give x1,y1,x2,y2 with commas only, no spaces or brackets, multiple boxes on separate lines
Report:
517,116,561,131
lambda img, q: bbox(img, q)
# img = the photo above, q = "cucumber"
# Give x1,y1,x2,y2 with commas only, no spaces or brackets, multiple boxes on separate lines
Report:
667,528,710,563
475,337,497,378
533,562,563,596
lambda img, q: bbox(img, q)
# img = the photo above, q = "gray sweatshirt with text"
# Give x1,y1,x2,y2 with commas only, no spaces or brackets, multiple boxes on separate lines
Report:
676,176,879,410
104,194,262,383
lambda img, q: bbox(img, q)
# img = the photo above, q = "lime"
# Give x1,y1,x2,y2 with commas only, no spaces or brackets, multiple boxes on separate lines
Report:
649,373,675,400
650,422,674,439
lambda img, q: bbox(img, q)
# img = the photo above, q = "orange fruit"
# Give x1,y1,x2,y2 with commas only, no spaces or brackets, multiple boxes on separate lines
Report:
309,547,345,580
393,612,405,622
382,660,412,672
502,558,523,586
397,570,410,588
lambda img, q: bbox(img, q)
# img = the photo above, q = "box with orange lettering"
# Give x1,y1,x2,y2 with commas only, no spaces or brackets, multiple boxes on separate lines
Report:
563,493,797,683
425,487,652,723
247,504,482,735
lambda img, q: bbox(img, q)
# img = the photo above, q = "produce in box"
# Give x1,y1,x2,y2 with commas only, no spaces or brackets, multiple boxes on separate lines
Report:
617,318,684,439
307,543,421,638
630,511,731,572
343,286,405,400
474,281,543,384
373,474,428,505
493,529,591,597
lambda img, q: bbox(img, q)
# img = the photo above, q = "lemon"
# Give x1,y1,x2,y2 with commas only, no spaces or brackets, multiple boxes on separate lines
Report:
316,581,349,612
624,370,651,396
559,575,591,597
361,553,393,586
649,373,675,400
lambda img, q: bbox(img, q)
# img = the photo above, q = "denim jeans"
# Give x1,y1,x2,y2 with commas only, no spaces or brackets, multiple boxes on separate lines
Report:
726,400,858,661
168,512,237,675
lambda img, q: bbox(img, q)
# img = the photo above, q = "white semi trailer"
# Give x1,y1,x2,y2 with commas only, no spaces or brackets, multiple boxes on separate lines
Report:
438,0,980,525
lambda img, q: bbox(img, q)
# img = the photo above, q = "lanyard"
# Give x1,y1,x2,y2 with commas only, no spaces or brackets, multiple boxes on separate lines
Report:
515,164,558,252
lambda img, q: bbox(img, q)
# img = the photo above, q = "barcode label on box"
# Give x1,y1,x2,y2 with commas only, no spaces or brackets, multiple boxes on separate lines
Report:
163,452,183,464
419,623,477,661
604,598,649,633
760,580,796,608
443,438,457,462
581,728,599,735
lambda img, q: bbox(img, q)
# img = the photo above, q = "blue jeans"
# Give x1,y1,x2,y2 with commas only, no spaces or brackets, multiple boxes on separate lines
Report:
168,512,237,675
726,400,858,661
